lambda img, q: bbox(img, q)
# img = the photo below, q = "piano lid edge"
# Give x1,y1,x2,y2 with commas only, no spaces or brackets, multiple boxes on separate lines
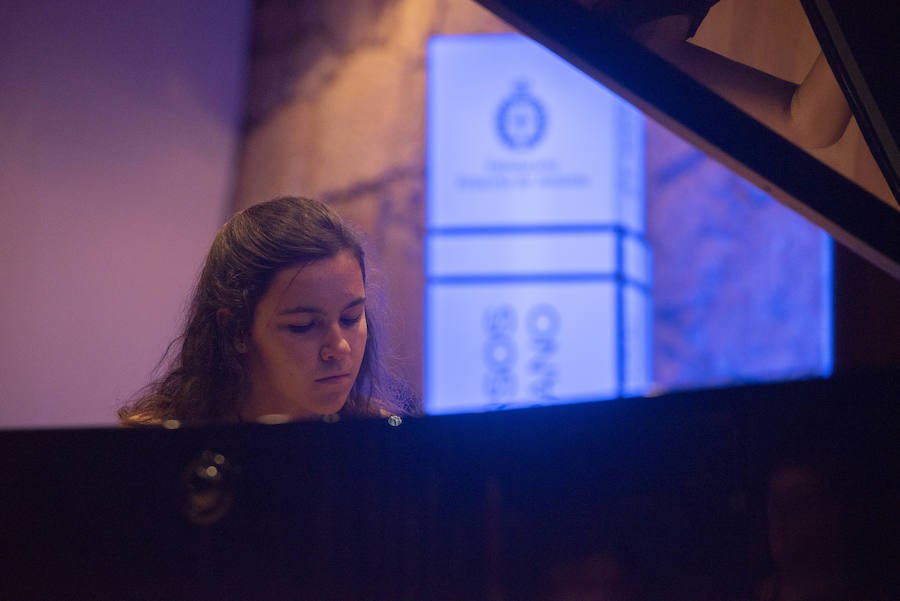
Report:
473,0,900,281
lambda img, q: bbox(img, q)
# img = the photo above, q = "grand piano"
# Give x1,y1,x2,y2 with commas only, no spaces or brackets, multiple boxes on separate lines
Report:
2,1,898,600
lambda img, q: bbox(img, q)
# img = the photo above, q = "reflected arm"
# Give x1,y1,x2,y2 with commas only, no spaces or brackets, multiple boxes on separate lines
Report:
636,15,852,149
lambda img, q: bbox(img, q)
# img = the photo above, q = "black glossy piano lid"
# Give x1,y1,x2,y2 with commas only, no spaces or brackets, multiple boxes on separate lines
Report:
802,0,900,207
2,371,898,600
473,0,900,280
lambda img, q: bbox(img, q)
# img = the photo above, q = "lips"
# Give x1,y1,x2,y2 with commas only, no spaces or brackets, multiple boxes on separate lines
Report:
315,373,351,384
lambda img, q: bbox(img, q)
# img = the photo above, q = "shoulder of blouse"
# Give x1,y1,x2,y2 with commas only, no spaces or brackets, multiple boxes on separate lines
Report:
118,411,166,427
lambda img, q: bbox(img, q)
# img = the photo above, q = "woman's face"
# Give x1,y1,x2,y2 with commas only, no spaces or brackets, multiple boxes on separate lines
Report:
242,250,367,421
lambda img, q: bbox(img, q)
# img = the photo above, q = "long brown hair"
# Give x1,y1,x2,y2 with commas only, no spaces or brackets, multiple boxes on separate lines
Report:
119,196,407,424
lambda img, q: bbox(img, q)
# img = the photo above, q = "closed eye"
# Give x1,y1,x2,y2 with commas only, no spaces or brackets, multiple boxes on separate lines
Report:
286,323,315,334
340,314,364,327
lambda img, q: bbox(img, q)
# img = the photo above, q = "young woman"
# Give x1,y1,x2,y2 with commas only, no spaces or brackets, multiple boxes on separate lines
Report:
119,196,411,425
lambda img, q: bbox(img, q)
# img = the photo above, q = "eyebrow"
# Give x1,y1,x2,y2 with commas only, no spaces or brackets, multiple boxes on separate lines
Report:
278,297,366,317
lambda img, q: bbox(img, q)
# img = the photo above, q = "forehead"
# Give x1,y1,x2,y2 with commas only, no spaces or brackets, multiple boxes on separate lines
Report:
265,251,364,310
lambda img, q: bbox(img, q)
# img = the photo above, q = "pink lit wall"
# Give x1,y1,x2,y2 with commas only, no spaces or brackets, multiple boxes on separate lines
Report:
0,1,249,427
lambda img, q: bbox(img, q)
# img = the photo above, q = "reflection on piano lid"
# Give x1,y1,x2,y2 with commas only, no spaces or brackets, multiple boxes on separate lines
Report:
473,0,900,280
803,0,900,207
2,372,898,600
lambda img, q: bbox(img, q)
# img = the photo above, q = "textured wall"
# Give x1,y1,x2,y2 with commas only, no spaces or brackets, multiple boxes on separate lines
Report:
235,0,834,401
647,119,830,388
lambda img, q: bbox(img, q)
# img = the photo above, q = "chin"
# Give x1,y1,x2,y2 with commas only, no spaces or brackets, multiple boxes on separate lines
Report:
305,393,350,417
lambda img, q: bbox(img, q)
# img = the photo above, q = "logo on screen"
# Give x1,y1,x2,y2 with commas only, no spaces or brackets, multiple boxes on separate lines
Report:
496,82,546,150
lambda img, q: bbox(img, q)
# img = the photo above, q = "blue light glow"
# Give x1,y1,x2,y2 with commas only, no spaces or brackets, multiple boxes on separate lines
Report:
425,33,650,413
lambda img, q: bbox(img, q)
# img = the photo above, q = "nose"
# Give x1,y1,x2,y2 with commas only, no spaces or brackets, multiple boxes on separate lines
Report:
320,324,351,361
